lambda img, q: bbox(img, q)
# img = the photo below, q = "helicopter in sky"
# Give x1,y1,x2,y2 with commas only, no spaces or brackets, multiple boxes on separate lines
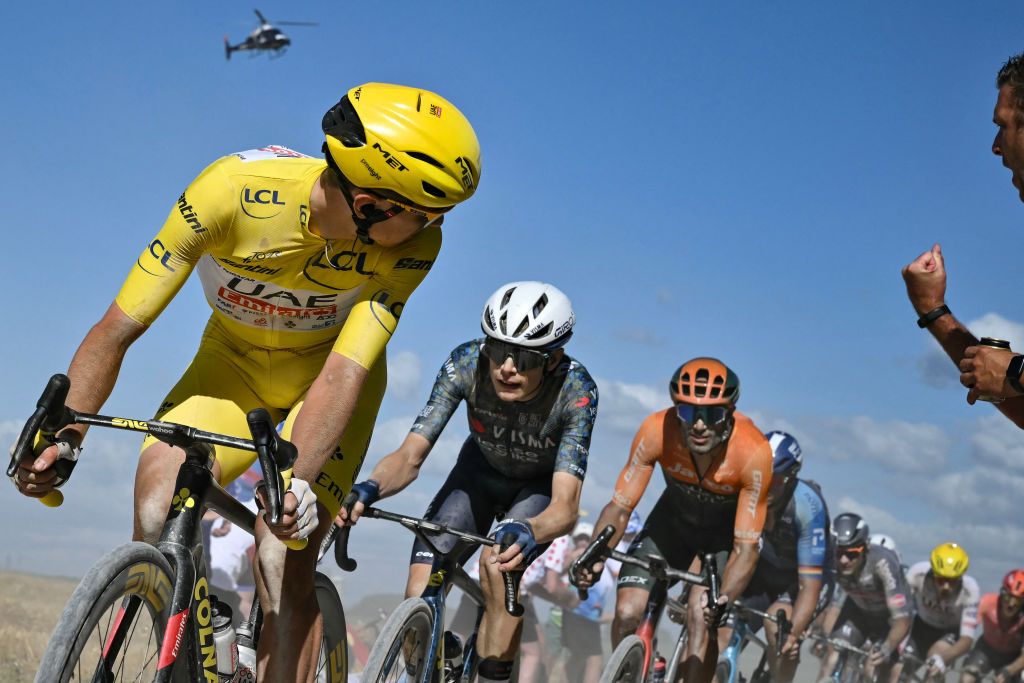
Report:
224,9,317,59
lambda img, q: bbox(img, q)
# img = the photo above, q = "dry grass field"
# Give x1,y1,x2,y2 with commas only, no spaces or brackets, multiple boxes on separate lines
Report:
0,572,77,682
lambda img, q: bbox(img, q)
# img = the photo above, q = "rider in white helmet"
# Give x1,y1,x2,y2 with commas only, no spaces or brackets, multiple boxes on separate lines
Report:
343,281,598,683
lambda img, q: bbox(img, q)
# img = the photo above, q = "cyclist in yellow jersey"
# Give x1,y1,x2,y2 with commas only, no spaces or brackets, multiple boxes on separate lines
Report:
10,82,482,682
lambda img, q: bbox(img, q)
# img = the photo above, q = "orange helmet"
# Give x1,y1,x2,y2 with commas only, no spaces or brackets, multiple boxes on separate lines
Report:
669,358,740,406
1004,569,1024,598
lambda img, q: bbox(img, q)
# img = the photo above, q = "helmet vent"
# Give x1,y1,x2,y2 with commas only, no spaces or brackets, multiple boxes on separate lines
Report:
499,312,508,335
532,294,548,318
500,287,516,309
483,306,495,331
407,151,444,169
421,181,446,199
526,322,552,340
513,316,530,337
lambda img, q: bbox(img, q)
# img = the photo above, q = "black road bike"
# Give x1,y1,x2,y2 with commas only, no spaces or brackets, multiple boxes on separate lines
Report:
9,374,348,682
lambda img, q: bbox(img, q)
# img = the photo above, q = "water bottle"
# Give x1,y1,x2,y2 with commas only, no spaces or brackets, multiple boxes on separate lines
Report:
442,631,464,683
234,623,257,675
211,597,238,681
651,655,667,683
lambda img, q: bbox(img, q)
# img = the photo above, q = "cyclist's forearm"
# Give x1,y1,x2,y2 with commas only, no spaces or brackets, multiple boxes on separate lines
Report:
884,615,911,651
528,474,581,543
789,575,823,636
290,352,367,482
368,433,431,497
1006,649,1024,676
720,542,758,601
592,501,632,549
944,635,973,662
63,303,147,442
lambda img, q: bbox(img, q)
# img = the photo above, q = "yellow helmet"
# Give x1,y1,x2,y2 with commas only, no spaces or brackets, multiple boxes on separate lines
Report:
930,542,969,579
322,83,481,210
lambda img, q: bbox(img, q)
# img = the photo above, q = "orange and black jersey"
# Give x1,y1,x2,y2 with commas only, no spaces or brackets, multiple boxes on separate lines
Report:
612,409,772,544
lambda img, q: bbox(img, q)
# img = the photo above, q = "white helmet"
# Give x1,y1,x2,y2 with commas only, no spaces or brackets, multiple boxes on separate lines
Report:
870,533,899,557
480,281,575,349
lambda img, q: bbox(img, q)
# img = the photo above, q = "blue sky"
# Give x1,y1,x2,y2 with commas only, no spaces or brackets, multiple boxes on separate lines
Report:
3,2,1024,601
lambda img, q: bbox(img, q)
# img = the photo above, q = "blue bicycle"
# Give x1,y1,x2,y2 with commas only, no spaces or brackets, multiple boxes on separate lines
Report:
714,600,789,683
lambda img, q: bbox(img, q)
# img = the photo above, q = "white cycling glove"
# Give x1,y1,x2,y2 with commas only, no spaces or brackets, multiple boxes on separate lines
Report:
289,477,319,540
927,654,946,674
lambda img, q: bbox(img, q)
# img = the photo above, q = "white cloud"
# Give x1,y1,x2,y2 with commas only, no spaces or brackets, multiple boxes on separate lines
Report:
386,350,423,401
592,377,663,435
969,412,1024,474
806,415,950,473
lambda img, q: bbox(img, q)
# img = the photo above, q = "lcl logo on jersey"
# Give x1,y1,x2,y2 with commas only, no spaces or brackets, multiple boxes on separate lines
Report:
240,186,286,219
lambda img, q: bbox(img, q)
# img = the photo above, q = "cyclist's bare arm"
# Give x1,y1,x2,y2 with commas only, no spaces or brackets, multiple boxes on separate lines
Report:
789,575,824,637
719,540,759,603
883,615,912,654
573,500,635,588
291,351,368,481
339,432,432,524
494,471,582,572
14,303,145,496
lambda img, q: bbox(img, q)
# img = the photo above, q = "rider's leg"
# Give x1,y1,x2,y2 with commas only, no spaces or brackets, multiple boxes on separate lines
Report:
133,341,264,543
476,545,524,678
612,586,650,644
253,509,331,683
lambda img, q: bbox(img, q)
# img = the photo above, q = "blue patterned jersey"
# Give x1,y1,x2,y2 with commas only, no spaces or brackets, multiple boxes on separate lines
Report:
760,479,834,580
410,339,598,480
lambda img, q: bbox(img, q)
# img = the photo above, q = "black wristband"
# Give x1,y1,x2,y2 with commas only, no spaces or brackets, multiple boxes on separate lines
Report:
1007,355,1024,394
917,304,951,328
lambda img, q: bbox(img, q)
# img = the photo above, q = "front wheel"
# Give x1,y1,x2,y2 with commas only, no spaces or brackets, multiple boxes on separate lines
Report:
361,597,435,682
600,634,648,683
34,541,176,683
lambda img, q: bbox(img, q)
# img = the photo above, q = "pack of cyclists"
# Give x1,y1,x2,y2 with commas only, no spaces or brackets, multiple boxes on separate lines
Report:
11,67,1024,683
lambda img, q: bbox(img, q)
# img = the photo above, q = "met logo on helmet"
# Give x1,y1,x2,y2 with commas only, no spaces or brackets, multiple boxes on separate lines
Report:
456,157,475,190
372,142,408,172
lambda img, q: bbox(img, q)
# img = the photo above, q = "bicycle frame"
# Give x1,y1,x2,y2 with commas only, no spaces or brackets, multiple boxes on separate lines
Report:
104,440,259,682
717,603,777,683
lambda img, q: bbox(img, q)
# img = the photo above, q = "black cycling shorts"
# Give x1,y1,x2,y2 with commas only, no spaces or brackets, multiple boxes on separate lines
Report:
902,616,958,659
410,438,552,566
962,638,1018,676
617,503,731,591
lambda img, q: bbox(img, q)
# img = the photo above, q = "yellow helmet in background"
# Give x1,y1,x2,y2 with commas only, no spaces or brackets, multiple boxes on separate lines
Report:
322,83,481,210
930,542,969,579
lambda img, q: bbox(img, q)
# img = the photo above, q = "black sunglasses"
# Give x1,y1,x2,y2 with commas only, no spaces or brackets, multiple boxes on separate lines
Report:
480,339,552,371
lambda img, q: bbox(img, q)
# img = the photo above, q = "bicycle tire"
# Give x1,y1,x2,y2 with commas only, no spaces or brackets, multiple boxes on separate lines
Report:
315,571,348,683
361,597,434,682
35,541,177,683
599,634,648,683
715,660,734,683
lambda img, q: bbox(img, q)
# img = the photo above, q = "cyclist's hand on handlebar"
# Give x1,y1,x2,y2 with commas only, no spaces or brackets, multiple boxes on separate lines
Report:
779,633,802,660
490,519,538,572
700,590,729,628
259,476,319,541
868,642,892,667
337,479,380,526
571,559,605,590
9,433,79,498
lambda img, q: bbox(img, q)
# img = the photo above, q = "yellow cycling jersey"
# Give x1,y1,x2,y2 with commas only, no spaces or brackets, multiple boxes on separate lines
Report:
115,145,441,369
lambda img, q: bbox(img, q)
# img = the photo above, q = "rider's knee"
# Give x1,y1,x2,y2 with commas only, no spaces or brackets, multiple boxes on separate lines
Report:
615,596,645,629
